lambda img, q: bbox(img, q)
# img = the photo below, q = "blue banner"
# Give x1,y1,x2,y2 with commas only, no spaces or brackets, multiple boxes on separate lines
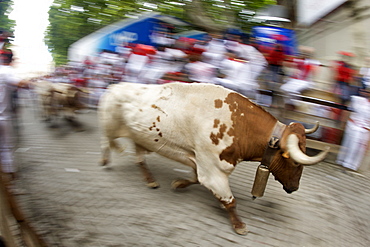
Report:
251,26,298,55
98,18,159,53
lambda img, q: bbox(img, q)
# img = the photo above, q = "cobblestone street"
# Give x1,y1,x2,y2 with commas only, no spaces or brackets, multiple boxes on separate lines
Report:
10,99,370,247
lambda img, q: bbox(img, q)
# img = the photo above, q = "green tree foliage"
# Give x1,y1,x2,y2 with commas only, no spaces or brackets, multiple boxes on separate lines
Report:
0,0,16,46
46,0,275,65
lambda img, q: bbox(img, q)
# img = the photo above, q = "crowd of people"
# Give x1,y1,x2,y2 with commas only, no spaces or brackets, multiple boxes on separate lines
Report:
38,31,331,109
42,31,272,106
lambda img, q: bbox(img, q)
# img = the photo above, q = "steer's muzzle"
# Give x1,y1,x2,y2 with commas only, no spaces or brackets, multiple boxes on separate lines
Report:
283,186,298,194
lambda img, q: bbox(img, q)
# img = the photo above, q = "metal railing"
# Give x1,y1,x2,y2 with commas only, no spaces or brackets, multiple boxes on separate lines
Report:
258,89,350,154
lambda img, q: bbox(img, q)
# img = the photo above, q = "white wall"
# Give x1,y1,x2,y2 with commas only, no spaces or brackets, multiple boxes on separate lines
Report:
296,0,370,90
297,0,348,26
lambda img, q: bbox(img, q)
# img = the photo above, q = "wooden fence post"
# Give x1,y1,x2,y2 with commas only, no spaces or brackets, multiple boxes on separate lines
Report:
0,171,48,247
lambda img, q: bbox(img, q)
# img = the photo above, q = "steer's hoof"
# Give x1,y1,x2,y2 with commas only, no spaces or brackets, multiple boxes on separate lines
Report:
100,159,108,166
171,179,188,189
75,127,85,132
147,182,160,189
234,224,248,235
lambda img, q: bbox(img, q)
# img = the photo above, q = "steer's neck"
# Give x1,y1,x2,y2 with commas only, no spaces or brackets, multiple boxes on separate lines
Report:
241,105,279,162
218,97,278,165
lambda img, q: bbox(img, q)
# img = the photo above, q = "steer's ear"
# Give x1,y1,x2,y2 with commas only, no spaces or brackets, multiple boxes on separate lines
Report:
279,135,291,159
67,90,76,98
282,151,290,159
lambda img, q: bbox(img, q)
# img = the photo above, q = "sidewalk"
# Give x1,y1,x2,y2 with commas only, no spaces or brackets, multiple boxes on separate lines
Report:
9,100,370,247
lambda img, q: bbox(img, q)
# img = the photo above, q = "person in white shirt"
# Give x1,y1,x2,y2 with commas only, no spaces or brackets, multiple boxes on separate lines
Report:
217,51,249,93
359,57,370,89
281,47,320,109
202,32,227,68
124,46,151,83
0,50,27,181
336,88,370,171
281,47,320,95
88,73,108,108
224,34,267,99
184,48,216,84
140,45,186,84
239,43,267,98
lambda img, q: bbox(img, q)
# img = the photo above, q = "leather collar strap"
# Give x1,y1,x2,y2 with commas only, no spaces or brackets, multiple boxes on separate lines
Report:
261,121,286,168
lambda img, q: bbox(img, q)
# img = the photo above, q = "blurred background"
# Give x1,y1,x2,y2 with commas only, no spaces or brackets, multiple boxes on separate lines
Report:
1,1,370,246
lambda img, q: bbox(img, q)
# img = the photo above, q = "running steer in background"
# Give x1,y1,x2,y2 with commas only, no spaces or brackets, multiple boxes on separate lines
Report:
98,82,329,235
34,81,85,123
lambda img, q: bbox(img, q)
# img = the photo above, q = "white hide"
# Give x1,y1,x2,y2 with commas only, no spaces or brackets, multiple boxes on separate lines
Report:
98,82,241,203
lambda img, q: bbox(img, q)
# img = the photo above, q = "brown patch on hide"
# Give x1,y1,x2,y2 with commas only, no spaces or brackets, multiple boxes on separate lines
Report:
219,92,276,166
149,122,157,131
210,123,227,145
214,99,223,108
213,119,220,128
156,116,160,122
158,132,162,137
151,104,166,114
154,139,159,142
227,128,235,137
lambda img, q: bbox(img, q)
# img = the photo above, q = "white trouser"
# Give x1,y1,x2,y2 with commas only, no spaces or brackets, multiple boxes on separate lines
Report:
281,78,312,94
336,121,369,170
89,88,106,107
0,119,16,173
249,63,265,82
214,78,240,93
281,78,312,105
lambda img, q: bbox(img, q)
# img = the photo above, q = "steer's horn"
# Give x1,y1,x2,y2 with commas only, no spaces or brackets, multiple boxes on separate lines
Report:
305,121,319,134
286,134,330,165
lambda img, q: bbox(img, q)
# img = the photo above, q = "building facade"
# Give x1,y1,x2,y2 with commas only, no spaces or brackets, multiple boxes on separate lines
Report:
295,0,370,91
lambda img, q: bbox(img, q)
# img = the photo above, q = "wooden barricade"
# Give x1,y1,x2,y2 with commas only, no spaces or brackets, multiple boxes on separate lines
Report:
261,88,370,173
258,89,350,155
0,172,48,247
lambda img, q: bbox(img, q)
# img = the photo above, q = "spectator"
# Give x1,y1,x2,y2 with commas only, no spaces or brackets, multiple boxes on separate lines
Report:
183,47,216,84
88,73,108,108
140,44,174,84
0,50,28,182
224,33,266,99
266,43,286,85
280,46,320,109
124,44,154,83
202,32,227,68
336,88,370,172
83,56,94,68
333,51,357,105
359,57,370,89
239,38,267,93
218,50,251,95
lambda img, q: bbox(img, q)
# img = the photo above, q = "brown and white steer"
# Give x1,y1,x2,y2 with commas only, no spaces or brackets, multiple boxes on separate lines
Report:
98,82,329,235
35,80,85,122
